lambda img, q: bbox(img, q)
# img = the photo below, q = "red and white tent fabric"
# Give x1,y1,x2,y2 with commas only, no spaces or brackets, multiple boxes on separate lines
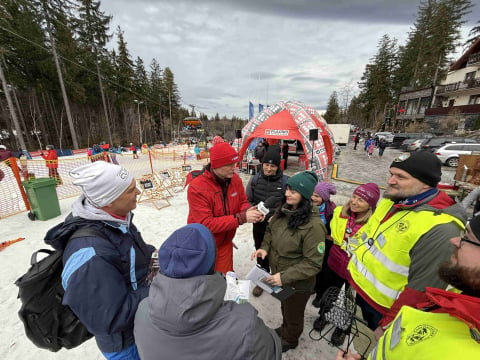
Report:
238,100,335,180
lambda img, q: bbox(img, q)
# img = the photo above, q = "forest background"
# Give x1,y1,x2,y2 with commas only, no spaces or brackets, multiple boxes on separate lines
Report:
0,0,479,151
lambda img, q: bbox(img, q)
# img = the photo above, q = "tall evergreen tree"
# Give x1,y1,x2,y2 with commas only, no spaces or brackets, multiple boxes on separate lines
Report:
112,26,135,141
149,58,165,140
75,0,113,144
358,35,398,129
395,0,472,90
163,66,180,140
323,91,341,124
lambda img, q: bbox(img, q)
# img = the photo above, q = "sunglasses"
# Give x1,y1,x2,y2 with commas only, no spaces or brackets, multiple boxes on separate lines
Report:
393,153,411,162
459,231,480,248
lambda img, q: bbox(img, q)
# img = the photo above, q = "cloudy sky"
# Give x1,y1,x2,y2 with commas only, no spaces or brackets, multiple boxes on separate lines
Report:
100,0,479,119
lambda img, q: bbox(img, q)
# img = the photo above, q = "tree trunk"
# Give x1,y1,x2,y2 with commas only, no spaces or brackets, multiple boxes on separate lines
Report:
0,55,27,151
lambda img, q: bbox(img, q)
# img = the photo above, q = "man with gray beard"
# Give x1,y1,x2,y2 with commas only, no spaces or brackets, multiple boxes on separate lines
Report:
338,214,480,359
346,151,467,339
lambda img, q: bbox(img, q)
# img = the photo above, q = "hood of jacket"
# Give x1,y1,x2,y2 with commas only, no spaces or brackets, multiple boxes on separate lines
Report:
422,287,480,333
394,190,467,224
147,272,227,334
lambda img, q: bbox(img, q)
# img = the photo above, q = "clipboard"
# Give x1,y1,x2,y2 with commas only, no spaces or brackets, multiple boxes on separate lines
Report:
246,264,295,301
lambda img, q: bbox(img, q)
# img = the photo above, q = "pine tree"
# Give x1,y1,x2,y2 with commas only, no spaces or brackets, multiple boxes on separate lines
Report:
75,0,113,144
324,92,341,124
396,0,472,90
358,35,398,129
465,20,480,48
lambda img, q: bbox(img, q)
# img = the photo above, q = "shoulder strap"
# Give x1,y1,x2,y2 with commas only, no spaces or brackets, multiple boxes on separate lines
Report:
281,175,288,192
252,172,261,187
69,228,106,241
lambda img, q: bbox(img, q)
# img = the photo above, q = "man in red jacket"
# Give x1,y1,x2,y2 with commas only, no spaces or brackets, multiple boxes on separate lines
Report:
41,144,62,185
187,142,264,274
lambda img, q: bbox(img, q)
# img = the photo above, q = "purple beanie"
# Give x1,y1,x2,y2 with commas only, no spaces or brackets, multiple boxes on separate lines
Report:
353,183,380,209
314,182,337,201
159,224,216,278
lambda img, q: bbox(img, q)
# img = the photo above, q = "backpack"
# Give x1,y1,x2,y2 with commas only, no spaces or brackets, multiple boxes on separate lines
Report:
15,227,104,352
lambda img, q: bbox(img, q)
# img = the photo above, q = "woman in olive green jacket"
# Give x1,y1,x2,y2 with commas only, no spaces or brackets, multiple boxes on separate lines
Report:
252,171,326,353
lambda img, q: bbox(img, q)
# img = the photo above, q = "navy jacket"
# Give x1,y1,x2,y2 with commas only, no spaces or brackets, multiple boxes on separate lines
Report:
45,214,155,353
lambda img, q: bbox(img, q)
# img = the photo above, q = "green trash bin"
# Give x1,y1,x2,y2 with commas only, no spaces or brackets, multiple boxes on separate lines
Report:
22,177,61,221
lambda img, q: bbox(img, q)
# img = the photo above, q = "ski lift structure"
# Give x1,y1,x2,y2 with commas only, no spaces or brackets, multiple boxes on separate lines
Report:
182,116,206,143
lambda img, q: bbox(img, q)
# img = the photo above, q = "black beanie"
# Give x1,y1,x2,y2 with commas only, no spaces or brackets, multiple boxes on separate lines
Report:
390,151,441,187
262,146,281,167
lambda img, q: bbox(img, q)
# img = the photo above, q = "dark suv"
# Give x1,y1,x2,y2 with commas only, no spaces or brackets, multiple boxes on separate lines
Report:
420,137,477,152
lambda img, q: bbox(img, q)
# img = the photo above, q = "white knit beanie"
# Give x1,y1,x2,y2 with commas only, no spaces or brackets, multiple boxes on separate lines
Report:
70,161,134,208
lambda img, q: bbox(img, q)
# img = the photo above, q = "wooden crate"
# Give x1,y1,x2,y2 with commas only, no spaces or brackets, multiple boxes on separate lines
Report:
455,154,480,181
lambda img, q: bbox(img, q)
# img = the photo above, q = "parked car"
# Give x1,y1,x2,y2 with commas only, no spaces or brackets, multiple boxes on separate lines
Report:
390,132,434,148
374,132,395,143
399,138,417,151
420,137,478,152
407,139,425,152
434,143,480,167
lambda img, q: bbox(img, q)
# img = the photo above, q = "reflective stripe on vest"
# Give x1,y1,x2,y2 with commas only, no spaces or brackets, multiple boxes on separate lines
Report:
330,206,364,251
330,206,348,247
369,306,479,359
348,198,464,308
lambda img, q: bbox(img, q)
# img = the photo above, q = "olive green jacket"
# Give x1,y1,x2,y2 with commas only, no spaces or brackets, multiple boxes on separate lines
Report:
261,207,326,292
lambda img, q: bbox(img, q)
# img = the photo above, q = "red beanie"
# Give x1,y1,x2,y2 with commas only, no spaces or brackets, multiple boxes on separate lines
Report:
353,183,380,209
209,143,239,169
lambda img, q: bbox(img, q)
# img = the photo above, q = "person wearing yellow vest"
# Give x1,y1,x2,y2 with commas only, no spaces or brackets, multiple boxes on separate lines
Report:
348,151,467,339
337,214,480,359
313,183,380,346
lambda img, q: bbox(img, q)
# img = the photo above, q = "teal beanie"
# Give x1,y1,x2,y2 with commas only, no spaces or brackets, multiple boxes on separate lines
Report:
286,171,318,199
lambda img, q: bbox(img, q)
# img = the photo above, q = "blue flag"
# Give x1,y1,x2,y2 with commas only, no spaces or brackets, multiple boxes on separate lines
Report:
249,101,254,120
259,104,264,113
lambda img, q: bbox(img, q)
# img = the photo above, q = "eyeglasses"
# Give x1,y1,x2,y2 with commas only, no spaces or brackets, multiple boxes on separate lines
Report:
393,153,411,162
459,232,480,248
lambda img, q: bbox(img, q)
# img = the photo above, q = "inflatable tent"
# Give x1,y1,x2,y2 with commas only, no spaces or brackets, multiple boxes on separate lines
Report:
239,100,335,180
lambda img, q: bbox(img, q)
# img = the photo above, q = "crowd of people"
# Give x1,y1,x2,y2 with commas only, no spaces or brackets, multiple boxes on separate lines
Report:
51,138,479,360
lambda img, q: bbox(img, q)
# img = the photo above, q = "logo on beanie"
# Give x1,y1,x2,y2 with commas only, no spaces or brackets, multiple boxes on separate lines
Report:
395,220,409,233
232,155,239,161
118,168,129,180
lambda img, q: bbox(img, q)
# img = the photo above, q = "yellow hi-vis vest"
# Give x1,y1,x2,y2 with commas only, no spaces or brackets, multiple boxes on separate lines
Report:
347,198,464,309
369,306,479,359
330,206,366,252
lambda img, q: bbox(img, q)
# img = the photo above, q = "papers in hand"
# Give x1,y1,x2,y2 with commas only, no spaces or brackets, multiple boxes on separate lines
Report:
224,272,250,304
246,264,294,301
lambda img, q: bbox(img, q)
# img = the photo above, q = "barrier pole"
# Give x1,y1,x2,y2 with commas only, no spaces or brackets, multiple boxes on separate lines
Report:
148,150,154,173
8,157,31,211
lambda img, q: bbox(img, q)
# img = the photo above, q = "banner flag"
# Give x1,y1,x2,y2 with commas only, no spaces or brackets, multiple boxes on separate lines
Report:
249,101,254,120
259,104,264,113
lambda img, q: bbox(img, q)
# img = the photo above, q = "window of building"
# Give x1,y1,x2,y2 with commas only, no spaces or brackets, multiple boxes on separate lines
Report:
468,94,480,105
406,99,418,115
448,99,455,107
465,71,476,82
418,97,431,114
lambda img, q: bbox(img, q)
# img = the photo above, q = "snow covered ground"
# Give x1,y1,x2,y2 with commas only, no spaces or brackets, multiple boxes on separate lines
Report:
0,143,458,359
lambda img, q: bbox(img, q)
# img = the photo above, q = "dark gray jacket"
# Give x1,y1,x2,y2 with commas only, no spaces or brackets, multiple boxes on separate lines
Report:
134,272,281,360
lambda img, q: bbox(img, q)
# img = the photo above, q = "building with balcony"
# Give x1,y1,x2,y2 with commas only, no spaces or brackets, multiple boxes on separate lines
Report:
395,37,480,134
396,87,432,130
425,37,480,132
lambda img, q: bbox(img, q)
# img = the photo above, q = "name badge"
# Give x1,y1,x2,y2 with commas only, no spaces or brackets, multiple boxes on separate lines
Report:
377,233,386,248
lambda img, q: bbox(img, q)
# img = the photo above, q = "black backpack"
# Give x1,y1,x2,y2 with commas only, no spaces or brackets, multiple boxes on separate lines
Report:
15,228,104,352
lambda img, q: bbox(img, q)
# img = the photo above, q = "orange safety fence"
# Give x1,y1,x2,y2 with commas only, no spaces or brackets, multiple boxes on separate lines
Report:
0,149,210,219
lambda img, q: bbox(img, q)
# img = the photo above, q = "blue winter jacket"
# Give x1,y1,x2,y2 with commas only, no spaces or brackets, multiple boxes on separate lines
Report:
45,213,155,353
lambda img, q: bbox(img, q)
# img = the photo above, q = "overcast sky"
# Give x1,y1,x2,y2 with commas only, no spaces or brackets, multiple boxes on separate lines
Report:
100,0,479,119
